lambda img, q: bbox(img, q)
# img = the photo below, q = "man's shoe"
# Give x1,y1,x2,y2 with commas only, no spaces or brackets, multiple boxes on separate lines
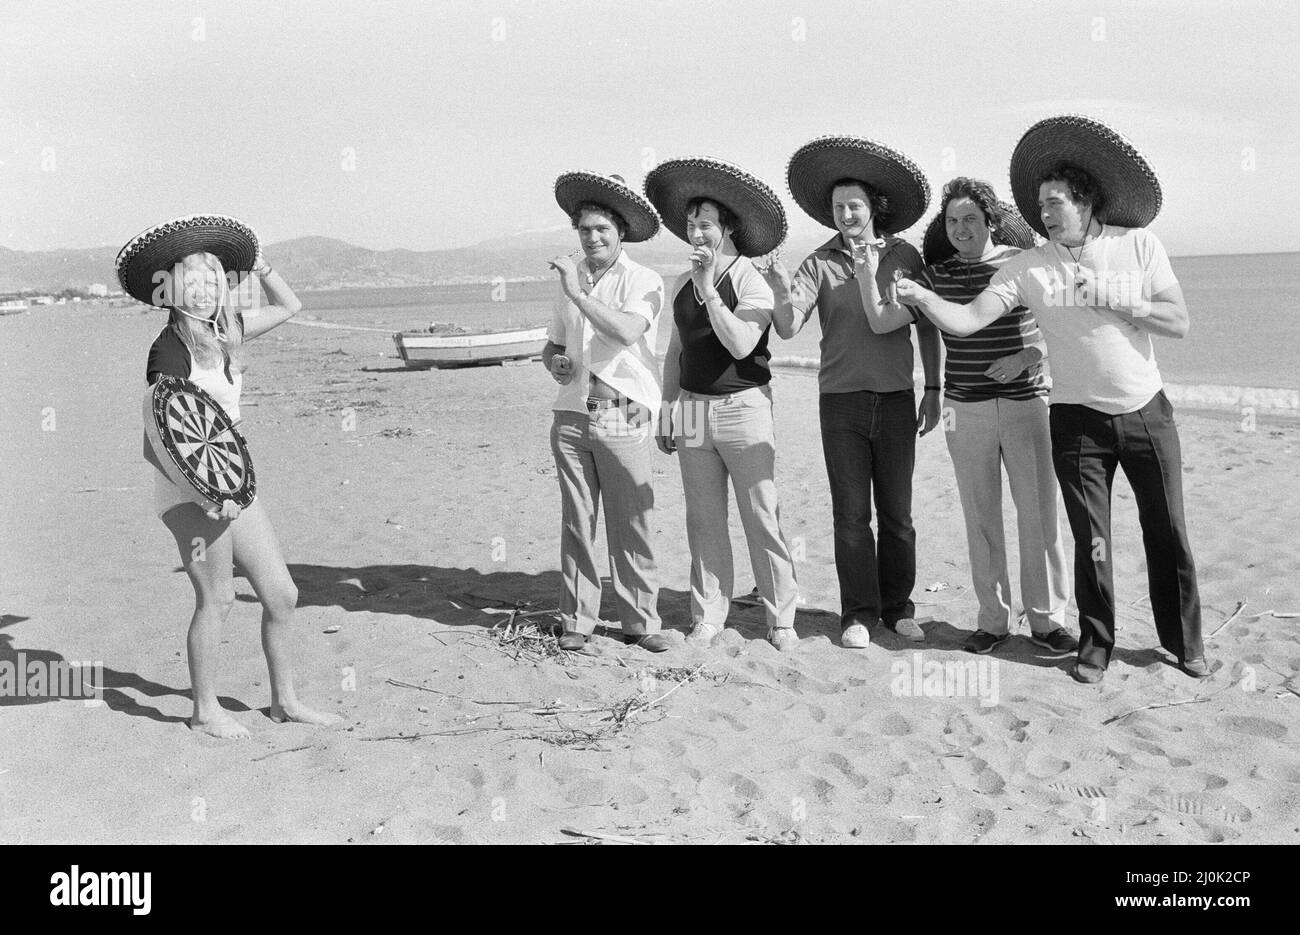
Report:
964,629,1009,654
840,623,871,649
685,622,723,646
557,632,588,651
767,627,799,651
1070,662,1106,684
625,633,671,653
891,618,926,642
1180,656,1211,678
1029,627,1079,654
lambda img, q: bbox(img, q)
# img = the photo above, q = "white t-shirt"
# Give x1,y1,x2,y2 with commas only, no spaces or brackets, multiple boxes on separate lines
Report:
984,225,1178,414
548,250,665,413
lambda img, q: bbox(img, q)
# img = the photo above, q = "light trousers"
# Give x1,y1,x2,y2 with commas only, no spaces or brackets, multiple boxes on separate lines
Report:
944,395,1070,635
675,385,798,631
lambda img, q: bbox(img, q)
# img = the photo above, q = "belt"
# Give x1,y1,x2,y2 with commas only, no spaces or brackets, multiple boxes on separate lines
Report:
586,395,628,411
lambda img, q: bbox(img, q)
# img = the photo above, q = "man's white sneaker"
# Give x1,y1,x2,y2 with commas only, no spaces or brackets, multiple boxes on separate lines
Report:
840,623,871,649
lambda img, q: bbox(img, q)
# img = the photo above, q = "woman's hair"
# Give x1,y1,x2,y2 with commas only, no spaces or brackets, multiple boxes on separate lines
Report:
685,196,738,235
569,202,628,238
830,177,891,231
940,177,1002,229
168,252,244,373
1034,161,1106,219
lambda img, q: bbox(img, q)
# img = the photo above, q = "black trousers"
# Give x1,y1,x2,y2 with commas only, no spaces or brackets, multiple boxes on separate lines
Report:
1049,390,1204,669
819,389,917,628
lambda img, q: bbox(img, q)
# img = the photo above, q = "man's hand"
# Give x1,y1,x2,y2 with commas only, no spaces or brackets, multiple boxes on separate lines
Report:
655,406,677,455
548,254,583,301
893,277,929,307
917,389,941,437
984,350,1029,385
549,353,574,385
690,243,718,296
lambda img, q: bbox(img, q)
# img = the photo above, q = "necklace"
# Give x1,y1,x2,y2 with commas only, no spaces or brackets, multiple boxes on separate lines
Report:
583,249,621,292
1059,218,1099,290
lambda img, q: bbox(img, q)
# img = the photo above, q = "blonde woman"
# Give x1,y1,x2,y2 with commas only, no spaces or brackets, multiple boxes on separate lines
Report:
118,216,341,737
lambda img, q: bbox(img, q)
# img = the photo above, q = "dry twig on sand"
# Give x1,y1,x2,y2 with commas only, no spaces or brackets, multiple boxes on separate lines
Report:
1206,600,1248,642
1102,696,1212,726
559,827,654,845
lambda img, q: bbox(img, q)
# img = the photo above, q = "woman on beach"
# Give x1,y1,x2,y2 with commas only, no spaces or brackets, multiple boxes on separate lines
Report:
644,158,799,651
118,215,341,737
917,179,1075,656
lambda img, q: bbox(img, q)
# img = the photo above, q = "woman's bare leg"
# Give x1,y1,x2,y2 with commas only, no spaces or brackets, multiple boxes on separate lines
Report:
230,499,341,726
162,503,247,738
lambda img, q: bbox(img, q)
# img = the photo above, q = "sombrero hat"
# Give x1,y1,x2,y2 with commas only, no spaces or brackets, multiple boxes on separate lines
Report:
116,214,259,307
787,136,931,235
921,199,1037,266
1009,114,1162,237
554,172,660,243
642,157,787,257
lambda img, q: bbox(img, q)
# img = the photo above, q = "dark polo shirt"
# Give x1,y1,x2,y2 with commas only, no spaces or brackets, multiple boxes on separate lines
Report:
789,234,923,395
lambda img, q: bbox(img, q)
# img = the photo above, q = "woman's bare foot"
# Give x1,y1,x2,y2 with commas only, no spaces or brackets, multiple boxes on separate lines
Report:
188,710,250,739
269,702,343,727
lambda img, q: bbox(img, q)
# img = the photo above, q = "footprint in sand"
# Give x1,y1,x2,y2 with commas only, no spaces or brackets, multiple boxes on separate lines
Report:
1219,715,1288,740
1024,749,1070,779
877,712,913,736
926,804,996,844
1154,791,1253,824
943,754,1007,794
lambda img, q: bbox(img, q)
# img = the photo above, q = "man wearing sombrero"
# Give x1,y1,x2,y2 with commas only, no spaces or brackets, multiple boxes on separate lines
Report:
545,172,670,653
643,156,800,651
763,136,942,650
896,115,1209,683
917,178,1074,658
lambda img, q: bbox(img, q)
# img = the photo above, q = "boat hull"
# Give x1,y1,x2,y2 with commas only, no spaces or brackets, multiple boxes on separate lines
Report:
393,327,547,369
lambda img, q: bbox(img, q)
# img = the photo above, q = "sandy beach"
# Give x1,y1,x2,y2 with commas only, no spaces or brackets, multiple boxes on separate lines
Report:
1,302,1298,845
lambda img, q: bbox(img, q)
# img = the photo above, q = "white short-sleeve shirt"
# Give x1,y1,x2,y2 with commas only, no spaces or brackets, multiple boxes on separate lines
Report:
548,250,665,413
984,225,1177,414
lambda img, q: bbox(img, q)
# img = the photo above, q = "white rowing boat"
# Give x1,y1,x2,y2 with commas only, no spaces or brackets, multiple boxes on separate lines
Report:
392,325,548,369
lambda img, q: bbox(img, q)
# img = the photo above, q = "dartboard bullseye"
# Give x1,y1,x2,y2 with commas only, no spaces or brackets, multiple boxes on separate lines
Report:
144,375,256,510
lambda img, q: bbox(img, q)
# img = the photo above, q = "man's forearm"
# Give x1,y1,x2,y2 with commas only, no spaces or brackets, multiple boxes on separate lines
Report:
575,293,644,345
917,319,941,386
857,266,910,333
1113,299,1189,338
912,290,985,337
702,291,761,359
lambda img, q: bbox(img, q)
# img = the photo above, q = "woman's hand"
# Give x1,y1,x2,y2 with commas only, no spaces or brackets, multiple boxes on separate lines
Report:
205,499,242,521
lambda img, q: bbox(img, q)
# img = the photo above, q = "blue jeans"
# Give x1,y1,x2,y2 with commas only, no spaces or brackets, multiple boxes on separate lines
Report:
818,389,917,628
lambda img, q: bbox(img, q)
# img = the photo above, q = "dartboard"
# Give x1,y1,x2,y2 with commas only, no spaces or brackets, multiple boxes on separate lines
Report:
144,374,256,510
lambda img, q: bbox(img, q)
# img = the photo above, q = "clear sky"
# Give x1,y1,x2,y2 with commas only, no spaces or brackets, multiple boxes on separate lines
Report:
2,0,1296,257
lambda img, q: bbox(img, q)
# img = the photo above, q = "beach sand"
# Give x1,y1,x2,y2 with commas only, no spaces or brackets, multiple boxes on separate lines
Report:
2,303,1298,844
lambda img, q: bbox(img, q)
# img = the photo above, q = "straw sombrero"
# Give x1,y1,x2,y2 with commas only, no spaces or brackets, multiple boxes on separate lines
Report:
642,157,787,257
116,214,259,307
921,199,1037,266
787,136,931,235
554,172,661,243
1009,114,1162,237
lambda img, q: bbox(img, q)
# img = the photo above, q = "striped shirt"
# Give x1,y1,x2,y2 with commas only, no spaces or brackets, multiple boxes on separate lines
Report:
919,246,1048,402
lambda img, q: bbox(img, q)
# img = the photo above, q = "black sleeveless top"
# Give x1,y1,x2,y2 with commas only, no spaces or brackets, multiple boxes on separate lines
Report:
674,270,771,395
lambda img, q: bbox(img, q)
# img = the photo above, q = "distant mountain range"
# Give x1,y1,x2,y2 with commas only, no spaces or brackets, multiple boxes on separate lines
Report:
0,228,831,293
